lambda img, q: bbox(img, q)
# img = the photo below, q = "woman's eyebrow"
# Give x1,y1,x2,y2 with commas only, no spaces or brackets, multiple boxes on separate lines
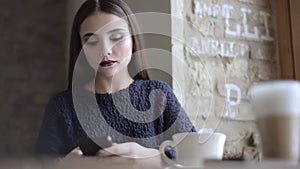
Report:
107,28,127,34
82,33,96,39
82,28,127,39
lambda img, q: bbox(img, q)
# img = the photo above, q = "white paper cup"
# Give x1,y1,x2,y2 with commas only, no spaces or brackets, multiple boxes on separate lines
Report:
249,80,300,162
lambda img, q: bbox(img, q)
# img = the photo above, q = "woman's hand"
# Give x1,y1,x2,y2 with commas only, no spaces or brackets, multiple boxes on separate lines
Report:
62,144,162,168
64,146,83,160
99,142,160,159
99,142,163,167
65,143,161,159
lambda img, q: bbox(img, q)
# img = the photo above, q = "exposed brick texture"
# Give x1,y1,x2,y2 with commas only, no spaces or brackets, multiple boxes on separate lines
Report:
172,0,279,160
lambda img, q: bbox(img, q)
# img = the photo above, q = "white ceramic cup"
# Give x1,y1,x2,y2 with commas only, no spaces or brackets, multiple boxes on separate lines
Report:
159,132,226,168
249,80,300,162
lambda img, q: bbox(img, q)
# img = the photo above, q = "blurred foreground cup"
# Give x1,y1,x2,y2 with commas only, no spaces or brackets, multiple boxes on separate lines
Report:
249,80,300,162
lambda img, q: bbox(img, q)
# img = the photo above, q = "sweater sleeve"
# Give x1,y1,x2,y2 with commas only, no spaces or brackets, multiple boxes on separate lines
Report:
161,82,196,136
158,81,196,159
35,94,72,156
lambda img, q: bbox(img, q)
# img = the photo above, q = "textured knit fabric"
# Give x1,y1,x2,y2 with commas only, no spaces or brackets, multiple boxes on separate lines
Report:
36,80,195,156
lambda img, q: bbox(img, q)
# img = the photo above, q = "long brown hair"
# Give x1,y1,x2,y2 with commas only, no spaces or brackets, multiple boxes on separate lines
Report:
68,0,149,89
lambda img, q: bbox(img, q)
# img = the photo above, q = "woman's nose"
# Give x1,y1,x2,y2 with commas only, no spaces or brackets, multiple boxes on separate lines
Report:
102,48,112,58
100,41,113,58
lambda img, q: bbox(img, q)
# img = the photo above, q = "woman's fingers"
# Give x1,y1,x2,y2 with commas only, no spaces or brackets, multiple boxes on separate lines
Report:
98,142,160,159
100,143,125,156
99,143,137,157
70,147,83,155
97,149,115,157
63,147,83,161
96,143,118,157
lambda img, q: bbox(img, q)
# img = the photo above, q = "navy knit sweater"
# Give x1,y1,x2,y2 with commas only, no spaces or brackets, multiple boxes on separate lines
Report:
36,80,195,156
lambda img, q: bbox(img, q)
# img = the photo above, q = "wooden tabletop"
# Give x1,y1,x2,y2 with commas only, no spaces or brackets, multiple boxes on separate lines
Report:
0,156,299,169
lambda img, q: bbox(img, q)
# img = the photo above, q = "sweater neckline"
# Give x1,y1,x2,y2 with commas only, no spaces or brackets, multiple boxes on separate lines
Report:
82,80,141,97
70,80,144,105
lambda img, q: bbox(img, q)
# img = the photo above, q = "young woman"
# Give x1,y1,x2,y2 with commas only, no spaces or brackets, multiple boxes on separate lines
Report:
36,0,195,160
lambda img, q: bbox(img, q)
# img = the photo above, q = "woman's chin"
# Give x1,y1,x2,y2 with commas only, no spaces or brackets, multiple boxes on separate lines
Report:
96,68,119,78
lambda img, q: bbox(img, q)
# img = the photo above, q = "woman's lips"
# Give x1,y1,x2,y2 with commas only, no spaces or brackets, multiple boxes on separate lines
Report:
99,60,117,67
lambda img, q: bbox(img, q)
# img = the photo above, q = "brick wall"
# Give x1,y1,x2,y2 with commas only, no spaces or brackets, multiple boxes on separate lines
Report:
172,0,279,160
0,0,68,156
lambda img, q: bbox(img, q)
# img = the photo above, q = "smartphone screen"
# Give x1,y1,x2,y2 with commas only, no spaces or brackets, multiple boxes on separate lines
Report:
77,136,113,156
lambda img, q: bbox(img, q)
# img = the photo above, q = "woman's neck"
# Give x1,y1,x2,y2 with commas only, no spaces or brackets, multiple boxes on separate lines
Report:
85,72,134,94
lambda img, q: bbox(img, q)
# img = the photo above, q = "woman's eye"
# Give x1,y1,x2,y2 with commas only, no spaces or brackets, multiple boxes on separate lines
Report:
110,34,123,41
84,36,99,46
86,41,98,46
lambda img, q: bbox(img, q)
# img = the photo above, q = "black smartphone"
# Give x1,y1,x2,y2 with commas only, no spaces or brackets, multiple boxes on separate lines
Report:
77,136,113,156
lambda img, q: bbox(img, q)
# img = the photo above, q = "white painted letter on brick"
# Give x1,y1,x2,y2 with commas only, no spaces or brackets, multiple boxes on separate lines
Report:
241,8,259,40
225,84,241,118
223,5,241,37
260,11,274,41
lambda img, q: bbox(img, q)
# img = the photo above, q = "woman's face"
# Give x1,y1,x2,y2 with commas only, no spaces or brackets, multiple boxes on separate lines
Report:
80,11,133,77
